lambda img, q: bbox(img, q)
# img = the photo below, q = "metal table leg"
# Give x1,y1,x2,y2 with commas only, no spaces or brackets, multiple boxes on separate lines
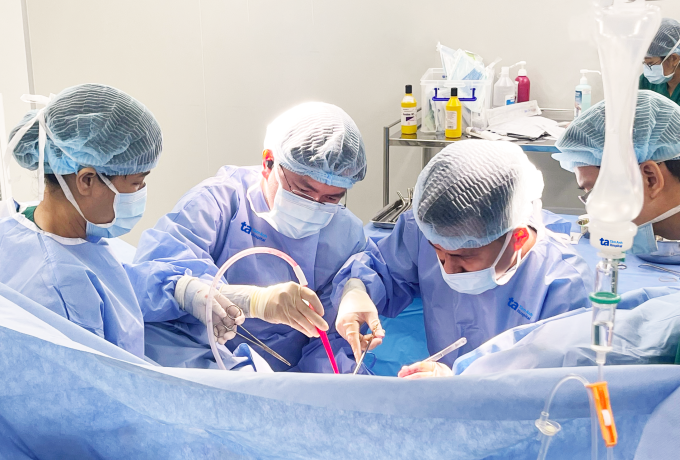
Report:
422,147,441,169
383,125,390,206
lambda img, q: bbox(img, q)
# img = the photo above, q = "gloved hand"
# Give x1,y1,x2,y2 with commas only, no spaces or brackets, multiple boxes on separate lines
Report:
249,282,328,337
397,361,453,379
335,278,385,362
175,275,245,344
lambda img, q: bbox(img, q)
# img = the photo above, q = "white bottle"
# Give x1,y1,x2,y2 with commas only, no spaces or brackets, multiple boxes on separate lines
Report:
574,69,601,118
493,67,516,108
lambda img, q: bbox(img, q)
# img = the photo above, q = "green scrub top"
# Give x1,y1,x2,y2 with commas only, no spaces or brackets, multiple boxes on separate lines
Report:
639,74,680,104
22,206,41,230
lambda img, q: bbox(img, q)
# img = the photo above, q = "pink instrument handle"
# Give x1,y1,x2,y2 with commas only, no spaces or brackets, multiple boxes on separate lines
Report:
304,299,339,374
316,326,339,374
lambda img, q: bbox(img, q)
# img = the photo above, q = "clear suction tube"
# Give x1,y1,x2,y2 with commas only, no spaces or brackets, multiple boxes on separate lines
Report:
535,374,599,460
205,247,308,371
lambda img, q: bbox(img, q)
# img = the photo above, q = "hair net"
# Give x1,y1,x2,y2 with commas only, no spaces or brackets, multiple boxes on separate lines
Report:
263,102,366,189
413,140,544,250
10,84,162,176
553,90,680,172
646,18,680,57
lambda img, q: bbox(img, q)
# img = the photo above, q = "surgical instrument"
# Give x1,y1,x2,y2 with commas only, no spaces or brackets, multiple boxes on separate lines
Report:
423,337,467,363
206,247,339,373
639,263,680,277
352,333,375,375
235,327,291,367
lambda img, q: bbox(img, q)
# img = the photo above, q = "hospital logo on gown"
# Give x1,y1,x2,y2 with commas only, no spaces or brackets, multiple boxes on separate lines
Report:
241,222,267,242
507,297,533,320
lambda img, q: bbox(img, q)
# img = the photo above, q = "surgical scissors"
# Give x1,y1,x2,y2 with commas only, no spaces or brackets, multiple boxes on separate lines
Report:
352,335,374,375
353,327,381,375
217,304,292,367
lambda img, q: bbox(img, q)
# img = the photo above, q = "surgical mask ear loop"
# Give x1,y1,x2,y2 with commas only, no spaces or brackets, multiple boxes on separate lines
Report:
490,231,515,279
54,172,120,231
496,232,524,286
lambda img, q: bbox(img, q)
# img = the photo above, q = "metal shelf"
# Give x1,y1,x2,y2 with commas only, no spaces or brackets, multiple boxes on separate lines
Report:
382,108,571,205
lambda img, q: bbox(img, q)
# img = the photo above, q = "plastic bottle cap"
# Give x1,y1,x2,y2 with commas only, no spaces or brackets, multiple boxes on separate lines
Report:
517,68,527,77
500,67,510,75
451,88,458,97
405,84,412,94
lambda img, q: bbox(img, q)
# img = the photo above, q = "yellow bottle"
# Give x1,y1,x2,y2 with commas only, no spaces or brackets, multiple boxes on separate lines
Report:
445,88,462,139
401,85,417,135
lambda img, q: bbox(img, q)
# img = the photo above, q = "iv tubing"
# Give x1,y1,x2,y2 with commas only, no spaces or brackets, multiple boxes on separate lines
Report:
536,374,599,460
206,247,339,373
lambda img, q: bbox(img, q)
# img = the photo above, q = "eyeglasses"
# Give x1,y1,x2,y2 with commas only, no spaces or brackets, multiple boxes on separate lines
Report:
578,189,592,205
279,167,347,208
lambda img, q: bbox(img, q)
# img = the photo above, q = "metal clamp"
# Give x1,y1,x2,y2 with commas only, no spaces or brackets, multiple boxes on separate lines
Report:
639,263,680,277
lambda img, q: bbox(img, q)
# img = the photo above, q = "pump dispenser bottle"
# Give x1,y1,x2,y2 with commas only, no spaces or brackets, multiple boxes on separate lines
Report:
575,69,602,118
493,67,516,107
401,85,417,135
514,61,530,103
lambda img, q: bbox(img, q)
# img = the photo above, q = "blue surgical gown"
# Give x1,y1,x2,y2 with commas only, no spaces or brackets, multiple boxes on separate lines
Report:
0,215,144,357
453,287,680,375
331,211,594,367
128,165,367,372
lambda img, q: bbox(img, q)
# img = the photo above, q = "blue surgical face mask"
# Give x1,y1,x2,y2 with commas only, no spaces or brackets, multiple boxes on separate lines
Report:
643,62,676,85
249,168,340,239
55,172,147,242
438,232,522,295
630,204,680,255
644,43,680,85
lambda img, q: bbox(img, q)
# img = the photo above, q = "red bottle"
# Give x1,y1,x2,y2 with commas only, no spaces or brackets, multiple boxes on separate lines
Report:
515,62,530,103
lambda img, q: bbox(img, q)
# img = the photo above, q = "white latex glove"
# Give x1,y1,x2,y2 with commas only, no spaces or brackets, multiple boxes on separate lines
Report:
175,275,245,344
335,278,385,362
247,282,328,337
397,361,453,380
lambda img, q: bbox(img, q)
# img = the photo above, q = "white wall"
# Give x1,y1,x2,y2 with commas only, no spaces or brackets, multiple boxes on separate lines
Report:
4,0,680,244
0,1,32,203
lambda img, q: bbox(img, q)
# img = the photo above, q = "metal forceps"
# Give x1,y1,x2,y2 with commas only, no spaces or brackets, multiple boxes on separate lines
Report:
639,263,680,282
220,304,292,367
353,327,378,375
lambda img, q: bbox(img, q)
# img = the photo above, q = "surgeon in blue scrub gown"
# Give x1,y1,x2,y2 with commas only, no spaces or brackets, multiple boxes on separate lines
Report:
0,84,169,358
333,140,594,379
554,90,680,255
129,102,368,372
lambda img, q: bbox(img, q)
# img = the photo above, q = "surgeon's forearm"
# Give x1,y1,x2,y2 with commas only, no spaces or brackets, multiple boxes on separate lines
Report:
219,284,258,317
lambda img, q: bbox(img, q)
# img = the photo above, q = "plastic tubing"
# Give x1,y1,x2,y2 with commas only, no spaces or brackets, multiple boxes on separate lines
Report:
205,247,339,373
536,374,599,460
